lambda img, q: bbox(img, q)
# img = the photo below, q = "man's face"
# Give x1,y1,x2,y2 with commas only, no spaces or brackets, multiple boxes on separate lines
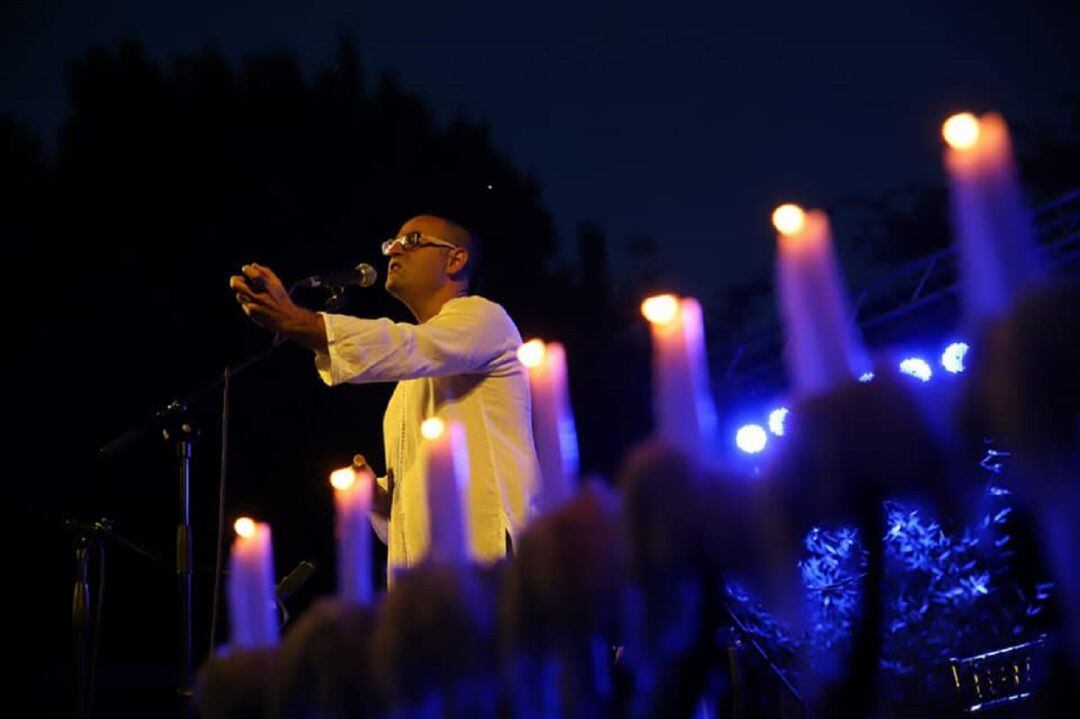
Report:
384,217,464,301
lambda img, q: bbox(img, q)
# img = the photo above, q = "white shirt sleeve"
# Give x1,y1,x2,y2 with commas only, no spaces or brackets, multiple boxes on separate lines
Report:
313,297,517,386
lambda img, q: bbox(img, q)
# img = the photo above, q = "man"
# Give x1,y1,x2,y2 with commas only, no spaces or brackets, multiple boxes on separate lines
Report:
229,215,540,579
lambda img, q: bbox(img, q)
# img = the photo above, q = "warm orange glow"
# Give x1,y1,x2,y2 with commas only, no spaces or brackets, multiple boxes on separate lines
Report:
771,203,806,236
641,294,680,325
942,112,980,150
330,467,356,491
234,517,256,538
517,339,546,368
421,417,446,440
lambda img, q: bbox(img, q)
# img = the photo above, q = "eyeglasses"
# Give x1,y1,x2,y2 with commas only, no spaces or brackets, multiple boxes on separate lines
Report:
381,231,460,256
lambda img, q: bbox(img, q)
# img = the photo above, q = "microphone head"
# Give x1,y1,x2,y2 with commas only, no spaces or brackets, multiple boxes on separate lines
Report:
354,263,378,288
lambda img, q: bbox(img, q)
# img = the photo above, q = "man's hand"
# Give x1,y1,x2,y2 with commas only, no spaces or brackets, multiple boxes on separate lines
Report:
372,468,394,519
229,262,296,330
229,263,328,352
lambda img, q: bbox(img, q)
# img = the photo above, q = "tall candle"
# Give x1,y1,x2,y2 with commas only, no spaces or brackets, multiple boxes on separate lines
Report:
331,457,374,606
942,112,1043,329
420,417,471,564
773,203,868,399
518,339,580,512
641,294,719,462
227,517,279,648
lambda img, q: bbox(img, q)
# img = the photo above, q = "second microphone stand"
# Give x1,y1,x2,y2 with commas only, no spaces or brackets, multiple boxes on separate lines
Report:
95,281,347,709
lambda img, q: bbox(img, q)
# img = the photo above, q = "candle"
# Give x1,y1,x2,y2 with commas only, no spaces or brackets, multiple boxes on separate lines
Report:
227,517,279,648
641,294,719,462
773,203,868,399
518,339,580,512
942,111,1043,329
420,417,471,564
331,457,374,606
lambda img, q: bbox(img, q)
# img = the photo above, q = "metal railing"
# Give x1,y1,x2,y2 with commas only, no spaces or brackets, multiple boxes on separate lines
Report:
715,188,1080,393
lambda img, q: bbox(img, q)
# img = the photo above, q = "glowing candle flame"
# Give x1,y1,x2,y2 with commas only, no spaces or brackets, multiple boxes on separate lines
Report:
330,467,356,491
522,340,579,511
773,206,870,397
228,517,278,647
942,112,980,151
517,339,546,368
772,203,807,236
641,294,680,325
421,417,446,440
234,516,256,538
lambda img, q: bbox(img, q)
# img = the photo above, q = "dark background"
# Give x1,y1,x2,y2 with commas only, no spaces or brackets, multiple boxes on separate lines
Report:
3,1,1078,714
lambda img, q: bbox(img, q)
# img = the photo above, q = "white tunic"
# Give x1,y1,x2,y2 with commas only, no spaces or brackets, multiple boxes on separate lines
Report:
314,295,540,579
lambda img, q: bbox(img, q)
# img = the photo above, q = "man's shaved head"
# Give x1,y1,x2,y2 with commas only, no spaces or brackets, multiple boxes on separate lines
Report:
396,214,481,281
383,213,483,317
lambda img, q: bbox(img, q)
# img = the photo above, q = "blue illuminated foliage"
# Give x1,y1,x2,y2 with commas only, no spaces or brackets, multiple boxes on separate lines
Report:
724,446,1051,700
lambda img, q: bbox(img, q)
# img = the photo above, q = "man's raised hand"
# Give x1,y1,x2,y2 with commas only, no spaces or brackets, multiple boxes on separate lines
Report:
229,263,328,352
229,263,295,331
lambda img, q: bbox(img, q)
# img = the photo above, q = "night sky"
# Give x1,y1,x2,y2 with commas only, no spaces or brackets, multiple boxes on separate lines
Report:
4,0,1078,293
8,6,1079,710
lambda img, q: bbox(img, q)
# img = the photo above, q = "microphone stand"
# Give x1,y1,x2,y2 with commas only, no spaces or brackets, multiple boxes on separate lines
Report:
94,281,345,712
67,517,163,719
71,530,94,719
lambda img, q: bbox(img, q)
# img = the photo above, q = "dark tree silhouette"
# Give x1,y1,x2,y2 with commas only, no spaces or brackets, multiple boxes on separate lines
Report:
8,38,639,716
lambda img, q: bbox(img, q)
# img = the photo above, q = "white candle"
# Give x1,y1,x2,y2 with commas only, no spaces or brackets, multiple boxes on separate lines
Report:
942,112,1043,329
641,294,719,462
420,417,471,564
518,339,580,512
331,458,374,606
227,517,279,648
773,204,868,399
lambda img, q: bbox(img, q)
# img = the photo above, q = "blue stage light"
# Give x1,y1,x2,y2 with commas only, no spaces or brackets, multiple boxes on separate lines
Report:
736,424,768,454
899,357,933,382
941,341,970,374
768,407,789,436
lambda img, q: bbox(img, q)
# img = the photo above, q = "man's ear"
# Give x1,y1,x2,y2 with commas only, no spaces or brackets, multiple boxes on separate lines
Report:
446,247,469,278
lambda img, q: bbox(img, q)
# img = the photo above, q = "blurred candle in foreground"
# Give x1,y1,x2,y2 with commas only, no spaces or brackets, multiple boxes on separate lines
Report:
420,417,471,563
943,111,1043,329
228,517,279,648
641,294,719,461
518,339,579,512
773,203,868,398
331,457,374,605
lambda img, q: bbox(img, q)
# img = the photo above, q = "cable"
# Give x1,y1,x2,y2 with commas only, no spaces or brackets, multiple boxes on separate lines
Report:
88,540,105,715
208,366,231,656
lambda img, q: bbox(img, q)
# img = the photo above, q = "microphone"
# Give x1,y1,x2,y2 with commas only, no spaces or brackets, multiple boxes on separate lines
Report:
275,560,318,603
290,263,378,293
